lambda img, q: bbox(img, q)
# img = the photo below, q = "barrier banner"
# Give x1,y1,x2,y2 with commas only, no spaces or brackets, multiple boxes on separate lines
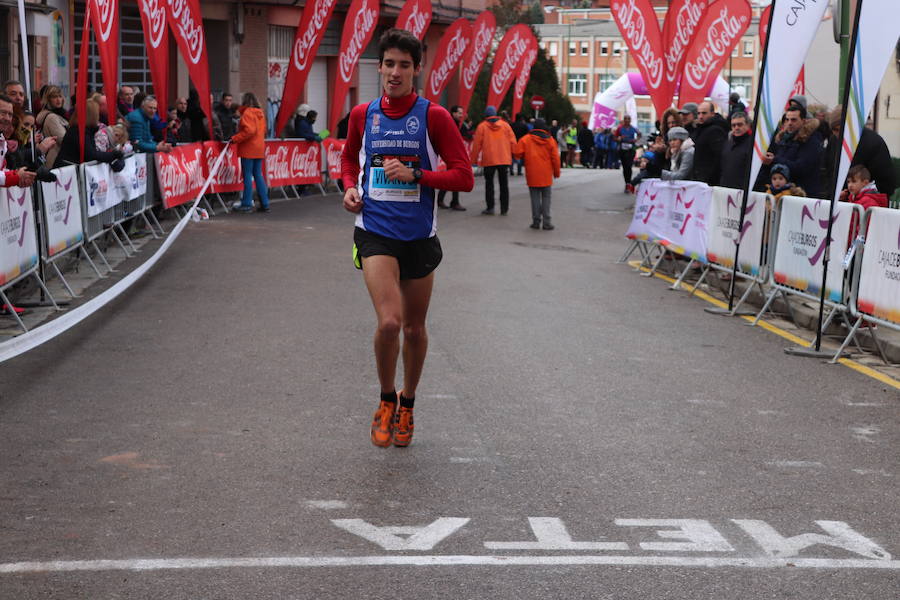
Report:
856,207,900,325
131,153,149,200
155,142,205,209
329,0,379,132
662,0,709,102
486,25,534,110
265,140,322,187
772,196,853,303
83,162,119,217
111,155,136,203
203,141,243,194
458,12,496,111
424,18,472,103
89,0,119,113
273,0,338,138
395,0,431,40
511,39,538,118
609,0,669,117
166,0,214,138
322,137,344,182
41,166,84,258
137,0,168,116
0,187,39,285
707,187,767,276
627,179,711,262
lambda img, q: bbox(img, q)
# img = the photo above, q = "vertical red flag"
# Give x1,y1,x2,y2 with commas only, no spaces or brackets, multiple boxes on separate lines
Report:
328,0,379,133
273,0,339,138
424,18,472,103
661,0,710,103
610,0,670,117
89,0,119,113
511,39,538,118
395,0,431,40
76,3,92,162
486,25,534,110
458,12,496,112
678,0,751,107
166,0,214,138
137,0,168,108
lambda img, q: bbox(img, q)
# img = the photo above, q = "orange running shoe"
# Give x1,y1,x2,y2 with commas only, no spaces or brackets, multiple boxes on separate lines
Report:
371,398,396,447
392,404,414,447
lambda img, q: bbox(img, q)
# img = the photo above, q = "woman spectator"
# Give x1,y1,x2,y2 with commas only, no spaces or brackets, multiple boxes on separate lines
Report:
659,107,680,152
14,110,35,146
660,127,695,181
54,98,123,168
230,92,269,213
35,86,68,167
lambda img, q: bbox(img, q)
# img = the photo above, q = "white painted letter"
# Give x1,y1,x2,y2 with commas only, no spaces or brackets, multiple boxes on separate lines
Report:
330,518,469,551
733,520,892,560
484,517,629,550
614,519,734,552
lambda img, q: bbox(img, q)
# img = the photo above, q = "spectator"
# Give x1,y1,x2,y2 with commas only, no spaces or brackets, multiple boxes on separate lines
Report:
577,121,595,168
829,106,896,199
692,101,727,186
293,104,323,141
0,94,36,187
660,127,695,181
117,85,135,118
4,80,26,110
214,92,239,139
511,113,529,175
161,106,181,145
513,118,560,230
35,86,68,162
555,124,567,167
14,110,34,146
614,114,641,192
765,163,805,200
679,102,699,139
126,95,172,153
335,112,350,139
564,119,578,168
592,128,607,169
549,119,559,140
758,106,825,197
231,92,269,213
459,116,475,142
91,92,111,125
470,105,516,215
844,164,888,211
185,89,211,141
437,105,468,210
54,98,124,168
719,111,753,189
728,92,746,119
660,107,680,146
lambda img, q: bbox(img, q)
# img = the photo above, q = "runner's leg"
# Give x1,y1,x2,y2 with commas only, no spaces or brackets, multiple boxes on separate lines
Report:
398,272,435,398
362,255,403,394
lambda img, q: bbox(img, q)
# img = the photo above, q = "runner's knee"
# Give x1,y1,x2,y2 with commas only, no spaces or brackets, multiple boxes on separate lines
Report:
402,322,427,343
377,316,402,338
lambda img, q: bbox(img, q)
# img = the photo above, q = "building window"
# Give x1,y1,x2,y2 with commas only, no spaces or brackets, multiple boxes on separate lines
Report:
599,41,609,56
729,76,753,98
580,42,589,56
539,42,546,50
549,41,558,57
568,74,587,96
732,45,739,57
599,73,617,92
269,25,293,60
568,42,576,56
612,42,622,56
743,41,753,57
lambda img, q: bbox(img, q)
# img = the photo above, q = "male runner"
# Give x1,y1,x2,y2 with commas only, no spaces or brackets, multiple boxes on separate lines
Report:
341,29,474,448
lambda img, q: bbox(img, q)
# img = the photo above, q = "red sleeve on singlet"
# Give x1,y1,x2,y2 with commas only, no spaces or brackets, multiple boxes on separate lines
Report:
340,103,369,191
420,104,474,192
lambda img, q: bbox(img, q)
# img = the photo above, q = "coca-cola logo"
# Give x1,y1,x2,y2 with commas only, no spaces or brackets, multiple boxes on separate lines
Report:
663,0,706,83
614,0,663,89
428,26,470,97
167,0,204,65
158,147,204,204
339,2,378,83
267,143,320,182
205,145,240,186
514,48,537,100
326,141,344,177
462,21,494,89
401,2,430,39
490,31,529,96
293,0,336,72
683,6,748,90
93,0,116,43
141,0,166,49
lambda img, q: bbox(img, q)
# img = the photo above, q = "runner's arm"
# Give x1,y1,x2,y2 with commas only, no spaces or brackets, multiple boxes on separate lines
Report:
340,104,368,190
423,105,474,192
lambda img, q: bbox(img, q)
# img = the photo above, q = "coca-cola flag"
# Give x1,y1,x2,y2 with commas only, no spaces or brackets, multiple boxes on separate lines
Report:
328,0,379,133
486,24,534,110
274,0,338,138
395,0,431,40
610,0,670,117
424,18,472,103
76,3,92,162
661,0,711,102
458,12,496,112
511,39,538,118
137,0,168,110
166,0,214,138
265,140,322,187
678,0,751,107
89,0,119,112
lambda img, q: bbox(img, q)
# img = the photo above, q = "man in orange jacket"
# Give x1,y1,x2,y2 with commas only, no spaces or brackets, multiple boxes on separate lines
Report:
470,105,516,215
513,118,560,230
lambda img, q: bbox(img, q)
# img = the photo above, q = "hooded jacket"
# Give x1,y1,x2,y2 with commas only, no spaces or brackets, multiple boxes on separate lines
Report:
848,181,888,211
761,118,825,197
231,106,266,159
470,116,516,167
513,128,561,188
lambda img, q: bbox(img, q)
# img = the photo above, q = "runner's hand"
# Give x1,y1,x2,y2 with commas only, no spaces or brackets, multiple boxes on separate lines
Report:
343,186,363,213
384,158,414,183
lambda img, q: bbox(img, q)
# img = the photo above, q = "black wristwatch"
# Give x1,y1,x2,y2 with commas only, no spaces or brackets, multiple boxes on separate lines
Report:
412,168,423,183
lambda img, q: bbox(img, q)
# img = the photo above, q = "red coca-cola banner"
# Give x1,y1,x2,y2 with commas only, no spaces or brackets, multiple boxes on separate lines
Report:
76,3,91,162
458,12,496,112
166,0,214,138
511,40,538,118
137,0,168,110
155,142,206,209
662,0,710,102
678,0,751,107
89,0,119,112
203,142,243,194
265,140,323,187
329,0,380,133
610,0,670,117
486,25,534,110
274,0,339,138
322,137,345,182
424,18,472,103
395,0,431,40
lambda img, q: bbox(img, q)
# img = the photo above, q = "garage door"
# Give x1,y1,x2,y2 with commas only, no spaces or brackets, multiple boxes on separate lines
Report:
307,58,328,119
357,59,381,106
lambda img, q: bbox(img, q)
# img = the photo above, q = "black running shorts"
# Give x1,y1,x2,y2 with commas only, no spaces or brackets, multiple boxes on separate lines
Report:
353,227,443,280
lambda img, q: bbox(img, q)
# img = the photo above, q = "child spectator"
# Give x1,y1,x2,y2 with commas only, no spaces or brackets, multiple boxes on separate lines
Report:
844,164,888,210
513,118,561,230
765,163,806,200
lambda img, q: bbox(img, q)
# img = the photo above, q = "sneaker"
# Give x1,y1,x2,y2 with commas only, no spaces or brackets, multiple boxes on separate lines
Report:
530,221,541,229
371,398,396,447
481,209,495,215
393,405,414,447
450,204,467,211
233,205,253,213
256,205,271,213
542,223,555,230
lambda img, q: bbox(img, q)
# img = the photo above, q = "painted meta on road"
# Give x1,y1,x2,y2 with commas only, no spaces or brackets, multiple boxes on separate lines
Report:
2,516,897,574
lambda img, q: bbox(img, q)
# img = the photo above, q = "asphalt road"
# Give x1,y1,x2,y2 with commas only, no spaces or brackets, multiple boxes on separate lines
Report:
1,167,898,599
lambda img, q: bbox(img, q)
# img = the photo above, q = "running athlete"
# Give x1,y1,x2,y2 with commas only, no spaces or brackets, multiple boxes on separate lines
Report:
341,29,474,448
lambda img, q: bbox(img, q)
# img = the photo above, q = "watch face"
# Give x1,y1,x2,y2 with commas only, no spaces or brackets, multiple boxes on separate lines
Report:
414,168,423,181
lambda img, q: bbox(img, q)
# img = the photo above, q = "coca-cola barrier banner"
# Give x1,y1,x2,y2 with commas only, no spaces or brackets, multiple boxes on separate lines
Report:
166,0,214,138
395,0,432,40
511,39,538,119
137,0,168,116
458,12,496,112
424,18,472,103
274,0,338,138
678,0,751,107
89,0,120,110
265,140,323,188
203,142,244,194
329,0,380,133
322,138,345,182
661,0,710,104
156,143,207,209
486,25,535,111
609,0,670,117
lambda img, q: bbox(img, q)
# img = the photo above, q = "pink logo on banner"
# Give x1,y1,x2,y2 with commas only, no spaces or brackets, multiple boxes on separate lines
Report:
800,203,841,266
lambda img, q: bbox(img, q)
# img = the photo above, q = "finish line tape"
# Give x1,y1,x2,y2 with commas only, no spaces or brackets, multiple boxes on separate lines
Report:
0,144,232,365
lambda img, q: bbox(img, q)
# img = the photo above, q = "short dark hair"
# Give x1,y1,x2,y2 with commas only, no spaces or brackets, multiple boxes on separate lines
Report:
449,105,462,114
378,28,423,67
222,92,232,100
786,105,806,119
0,93,13,105
848,164,871,181
730,111,749,123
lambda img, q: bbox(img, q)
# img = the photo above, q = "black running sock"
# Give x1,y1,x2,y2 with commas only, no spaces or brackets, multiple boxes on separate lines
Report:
380,391,397,404
398,393,415,409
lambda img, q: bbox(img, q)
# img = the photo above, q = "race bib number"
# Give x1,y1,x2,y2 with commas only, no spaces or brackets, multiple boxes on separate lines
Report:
368,154,420,202
621,143,633,150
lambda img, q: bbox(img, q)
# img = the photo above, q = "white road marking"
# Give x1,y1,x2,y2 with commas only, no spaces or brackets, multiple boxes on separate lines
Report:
305,500,349,510
485,518,629,551
614,519,735,553
331,518,470,551
732,520,892,560
766,460,824,468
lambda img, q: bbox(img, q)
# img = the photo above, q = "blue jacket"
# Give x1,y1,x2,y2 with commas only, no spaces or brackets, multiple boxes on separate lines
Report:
126,109,157,152
294,116,321,142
